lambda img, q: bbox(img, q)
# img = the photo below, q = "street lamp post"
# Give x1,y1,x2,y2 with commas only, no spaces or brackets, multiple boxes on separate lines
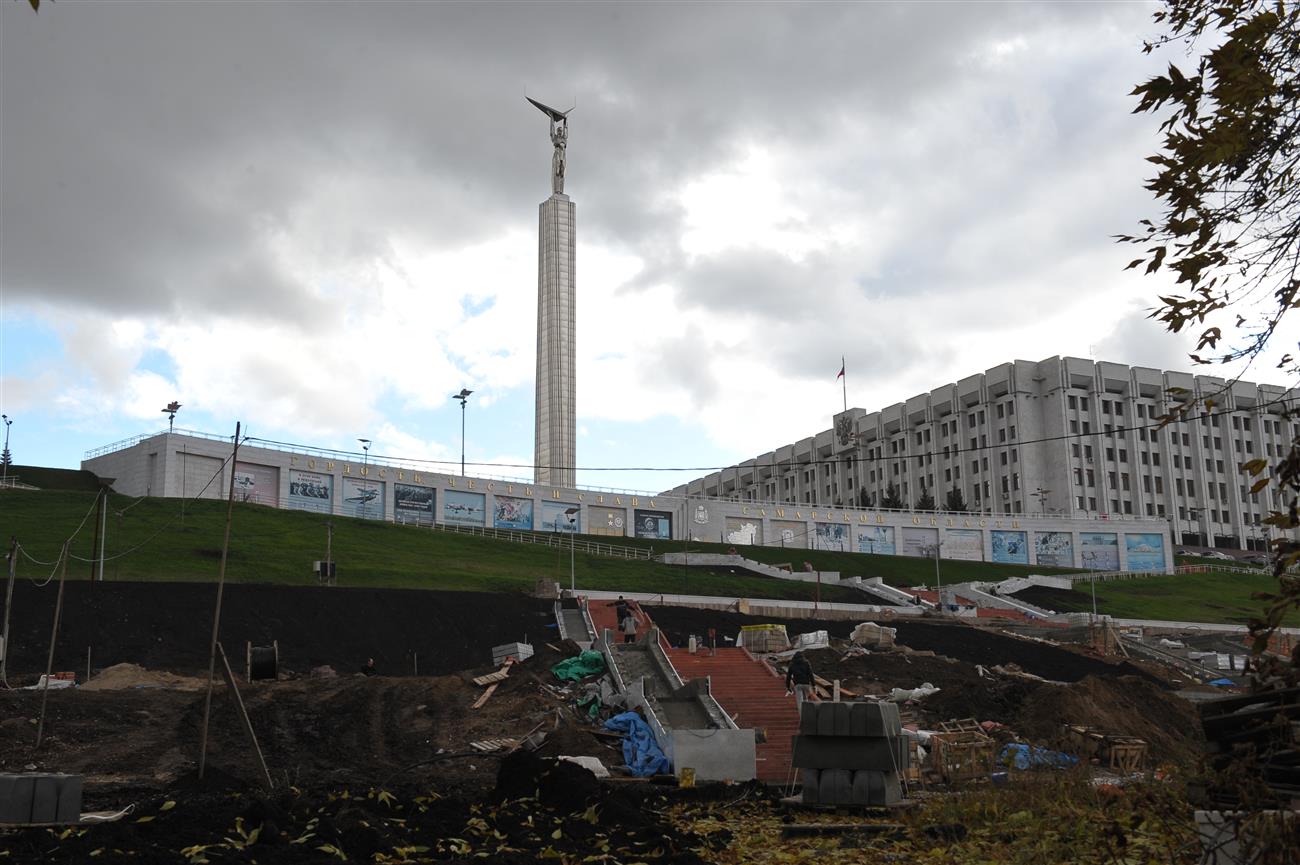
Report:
1033,487,1051,515
923,541,944,613
565,507,580,593
358,438,371,471
161,401,182,434
451,389,473,476
1,415,11,484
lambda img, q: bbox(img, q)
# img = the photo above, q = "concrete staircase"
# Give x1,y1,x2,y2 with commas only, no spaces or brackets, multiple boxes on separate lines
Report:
587,599,652,643
664,647,799,784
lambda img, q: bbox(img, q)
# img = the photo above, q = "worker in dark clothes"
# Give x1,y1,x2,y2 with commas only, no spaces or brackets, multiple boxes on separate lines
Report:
360,657,377,676
785,651,814,708
614,596,629,624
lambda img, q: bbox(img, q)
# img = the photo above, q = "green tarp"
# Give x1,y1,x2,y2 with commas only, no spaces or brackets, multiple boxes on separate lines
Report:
550,650,606,682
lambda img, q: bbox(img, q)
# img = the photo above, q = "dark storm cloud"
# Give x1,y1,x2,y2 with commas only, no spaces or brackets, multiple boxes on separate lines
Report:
1,1,1145,328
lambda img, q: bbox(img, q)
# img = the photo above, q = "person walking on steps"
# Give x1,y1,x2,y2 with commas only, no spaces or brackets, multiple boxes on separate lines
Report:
785,651,814,708
620,608,639,644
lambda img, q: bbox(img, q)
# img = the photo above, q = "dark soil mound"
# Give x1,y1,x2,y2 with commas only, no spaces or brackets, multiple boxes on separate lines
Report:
493,750,601,811
1012,584,1093,612
0,580,556,677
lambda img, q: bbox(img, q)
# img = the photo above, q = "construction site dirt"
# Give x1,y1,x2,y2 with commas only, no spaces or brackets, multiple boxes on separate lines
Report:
1,582,1208,861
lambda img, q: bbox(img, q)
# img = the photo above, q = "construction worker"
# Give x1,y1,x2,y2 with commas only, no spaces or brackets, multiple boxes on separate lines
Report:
785,651,814,708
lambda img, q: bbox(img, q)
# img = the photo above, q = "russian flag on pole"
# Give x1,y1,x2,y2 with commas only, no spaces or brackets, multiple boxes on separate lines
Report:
836,358,845,380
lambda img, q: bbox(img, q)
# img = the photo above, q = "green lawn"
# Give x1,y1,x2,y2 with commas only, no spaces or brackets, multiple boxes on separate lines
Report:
15,487,1286,626
1063,571,1298,627
0,490,875,603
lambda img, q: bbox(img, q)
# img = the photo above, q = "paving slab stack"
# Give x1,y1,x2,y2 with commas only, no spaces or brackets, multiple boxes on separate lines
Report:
793,701,908,806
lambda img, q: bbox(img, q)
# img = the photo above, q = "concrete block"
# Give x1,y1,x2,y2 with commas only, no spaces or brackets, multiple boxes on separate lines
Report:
831,702,851,737
801,769,821,804
850,701,901,737
0,774,35,824
816,703,836,737
818,768,852,805
30,777,58,824
670,729,756,782
799,702,819,736
792,735,908,770
55,775,83,824
850,769,874,805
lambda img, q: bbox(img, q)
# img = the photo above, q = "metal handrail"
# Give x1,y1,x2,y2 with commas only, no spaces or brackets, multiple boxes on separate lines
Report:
431,522,652,560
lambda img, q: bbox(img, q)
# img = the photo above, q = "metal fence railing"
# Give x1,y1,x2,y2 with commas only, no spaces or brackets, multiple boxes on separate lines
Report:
431,522,652,560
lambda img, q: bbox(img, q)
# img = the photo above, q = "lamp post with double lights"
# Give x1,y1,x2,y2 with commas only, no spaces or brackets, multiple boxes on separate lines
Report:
451,389,473,477
161,401,181,433
1,415,11,484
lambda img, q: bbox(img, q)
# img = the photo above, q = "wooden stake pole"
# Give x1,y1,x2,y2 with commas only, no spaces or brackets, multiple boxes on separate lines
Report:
216,641,274,790
199,422,241,780
1,536,17,685
35,539,70,748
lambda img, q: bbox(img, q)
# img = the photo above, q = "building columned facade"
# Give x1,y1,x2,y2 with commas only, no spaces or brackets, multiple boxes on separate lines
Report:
667,356,1299,552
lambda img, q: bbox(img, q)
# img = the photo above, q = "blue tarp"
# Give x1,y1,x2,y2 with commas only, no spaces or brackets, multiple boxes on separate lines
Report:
999,743,1079,770
603,711,671,777
1209,678,1236,687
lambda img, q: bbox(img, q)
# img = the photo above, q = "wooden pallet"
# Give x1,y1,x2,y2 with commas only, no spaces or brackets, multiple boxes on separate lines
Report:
472,658,514,686
470,738,520,753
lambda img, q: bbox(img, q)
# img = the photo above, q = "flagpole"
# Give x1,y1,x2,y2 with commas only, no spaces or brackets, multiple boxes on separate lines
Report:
841,355,847,413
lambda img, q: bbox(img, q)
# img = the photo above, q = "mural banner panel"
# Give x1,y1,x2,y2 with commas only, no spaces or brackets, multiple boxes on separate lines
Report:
770,520,805,549
541,501,581,533
1080,532,1120,570
1126,533,1165,572
725,517,762,546
493,495,534,530
856,525,895,555
991,530,1028,564
901,527,938,558
944,529,984,561
1035,532,1074,568
443,490,486,527
588,506,626,537
288,470,333,513
233,462,279,506
634,509,673,540
342,477,385,520
394,483,435,526
813,522,850,552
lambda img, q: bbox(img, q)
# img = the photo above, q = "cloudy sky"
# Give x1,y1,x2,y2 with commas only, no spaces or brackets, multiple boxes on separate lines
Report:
1,1,1282,493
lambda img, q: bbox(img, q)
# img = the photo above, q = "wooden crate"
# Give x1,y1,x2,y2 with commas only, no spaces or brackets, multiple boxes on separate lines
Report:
930,731,994,783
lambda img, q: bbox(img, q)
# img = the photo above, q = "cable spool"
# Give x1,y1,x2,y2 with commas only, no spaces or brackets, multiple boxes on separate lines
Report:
246,640,279,682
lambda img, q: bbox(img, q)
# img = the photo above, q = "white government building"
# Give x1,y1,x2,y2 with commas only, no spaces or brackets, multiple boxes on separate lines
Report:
78,356,1297,575
665,356,1299,553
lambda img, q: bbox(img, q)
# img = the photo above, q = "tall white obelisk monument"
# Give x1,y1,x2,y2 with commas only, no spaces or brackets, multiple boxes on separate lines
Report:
528,98,576,489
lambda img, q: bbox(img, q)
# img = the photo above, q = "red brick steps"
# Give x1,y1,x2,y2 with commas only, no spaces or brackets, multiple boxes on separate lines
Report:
665,646,800,783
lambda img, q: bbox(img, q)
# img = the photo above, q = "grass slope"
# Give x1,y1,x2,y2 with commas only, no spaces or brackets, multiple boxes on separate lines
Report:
1056,571,1298,626
7,489,1284,625
0,490,870,603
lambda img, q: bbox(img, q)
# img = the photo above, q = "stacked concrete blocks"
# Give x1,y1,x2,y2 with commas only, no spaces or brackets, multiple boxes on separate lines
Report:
0,773,83,825
794,701,909,806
